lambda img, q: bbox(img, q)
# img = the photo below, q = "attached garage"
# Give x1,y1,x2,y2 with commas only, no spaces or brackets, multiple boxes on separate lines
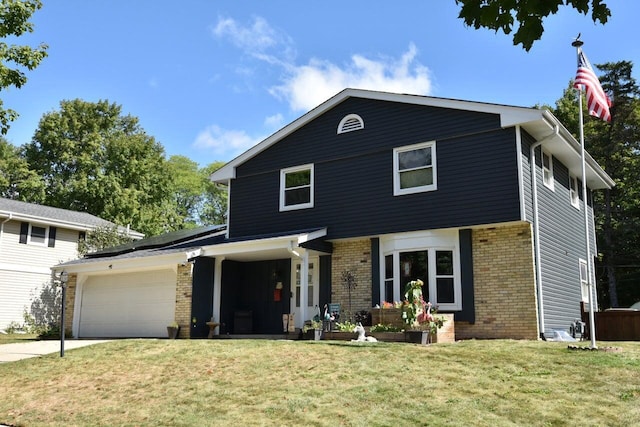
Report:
78,269,176,338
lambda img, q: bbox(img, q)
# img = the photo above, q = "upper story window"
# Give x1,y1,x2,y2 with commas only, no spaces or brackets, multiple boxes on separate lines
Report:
542,150,554,190
19,222,56,247
337,114,364,134
393,141,437,196
280,164,314,211
569,175,580,208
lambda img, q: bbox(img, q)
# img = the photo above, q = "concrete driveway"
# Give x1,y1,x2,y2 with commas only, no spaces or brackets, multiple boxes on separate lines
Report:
0,340,111,363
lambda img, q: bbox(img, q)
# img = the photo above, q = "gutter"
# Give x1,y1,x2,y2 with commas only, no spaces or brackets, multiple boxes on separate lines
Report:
0,212,13,252
530,122,559,339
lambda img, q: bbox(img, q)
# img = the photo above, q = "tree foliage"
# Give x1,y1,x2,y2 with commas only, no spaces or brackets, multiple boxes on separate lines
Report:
456,0,611,51
0,136,43,200
24,99,182,236
550,61,640,307
0,0,48,134
77,225,134,256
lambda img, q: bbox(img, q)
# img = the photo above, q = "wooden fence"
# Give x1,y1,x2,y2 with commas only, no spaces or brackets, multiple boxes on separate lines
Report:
582,304,640,341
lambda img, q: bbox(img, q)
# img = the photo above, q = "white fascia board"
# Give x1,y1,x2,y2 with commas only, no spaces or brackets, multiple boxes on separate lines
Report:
540,110,615,189
297,227,328,244
51,248,202,275
0,210,144,239
201,230,325,258
0,211,101,231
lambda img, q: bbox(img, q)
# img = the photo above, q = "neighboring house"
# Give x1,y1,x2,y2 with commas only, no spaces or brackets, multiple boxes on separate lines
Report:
56,89,613,340
0,198,143,330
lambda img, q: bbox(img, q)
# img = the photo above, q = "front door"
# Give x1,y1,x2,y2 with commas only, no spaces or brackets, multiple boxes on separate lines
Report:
290,257,319,327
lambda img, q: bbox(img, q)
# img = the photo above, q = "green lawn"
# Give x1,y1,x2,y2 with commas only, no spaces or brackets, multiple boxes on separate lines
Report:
0,332,38,344
1,339,639,426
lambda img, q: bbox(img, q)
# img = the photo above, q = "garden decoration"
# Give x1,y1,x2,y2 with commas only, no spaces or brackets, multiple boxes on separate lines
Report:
352,323,377,342
341,270,357,320
401,279,446,344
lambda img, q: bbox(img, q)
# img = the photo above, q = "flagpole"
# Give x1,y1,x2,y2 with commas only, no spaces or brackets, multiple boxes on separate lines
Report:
572,37,597,349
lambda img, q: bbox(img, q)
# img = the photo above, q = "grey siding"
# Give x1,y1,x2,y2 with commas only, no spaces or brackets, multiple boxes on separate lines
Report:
533,146,597,335
229,97,522,240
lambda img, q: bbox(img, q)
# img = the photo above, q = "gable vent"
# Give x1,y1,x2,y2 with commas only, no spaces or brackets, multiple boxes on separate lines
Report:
337,114,364,134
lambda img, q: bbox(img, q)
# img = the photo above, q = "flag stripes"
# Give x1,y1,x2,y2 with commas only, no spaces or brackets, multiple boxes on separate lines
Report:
574,49,612,122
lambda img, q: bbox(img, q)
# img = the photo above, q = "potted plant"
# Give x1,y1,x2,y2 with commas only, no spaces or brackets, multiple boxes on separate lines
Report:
302,320,323,340
167,321,180,339
401,279,445,344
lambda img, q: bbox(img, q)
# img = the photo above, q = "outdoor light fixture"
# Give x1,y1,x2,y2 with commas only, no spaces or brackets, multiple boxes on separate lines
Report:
58,270,69,357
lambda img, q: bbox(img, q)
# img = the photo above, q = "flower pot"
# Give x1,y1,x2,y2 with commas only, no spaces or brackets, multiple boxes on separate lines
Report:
167,326,180,339
404,330,431,345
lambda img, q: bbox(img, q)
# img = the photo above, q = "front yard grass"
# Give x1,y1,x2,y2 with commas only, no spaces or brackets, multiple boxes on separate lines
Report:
0,333,38,344
1,339,639,426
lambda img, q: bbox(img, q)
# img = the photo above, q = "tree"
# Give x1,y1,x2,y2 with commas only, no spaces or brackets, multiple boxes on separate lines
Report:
200,161,228,225
0,136,43,200
77,225,134,256
0,0,48,134
24,99,181,236
167,155,205,228
550,61,640,308
456,0,611,51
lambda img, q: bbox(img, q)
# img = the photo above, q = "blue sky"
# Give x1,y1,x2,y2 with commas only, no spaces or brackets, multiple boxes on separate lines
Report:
3,1,639,165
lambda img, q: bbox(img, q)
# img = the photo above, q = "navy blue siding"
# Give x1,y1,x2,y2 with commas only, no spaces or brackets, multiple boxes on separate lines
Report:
229,98,522,239
191,257,215,338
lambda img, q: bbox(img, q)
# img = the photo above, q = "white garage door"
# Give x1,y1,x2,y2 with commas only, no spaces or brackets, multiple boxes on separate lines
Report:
78,269,176,338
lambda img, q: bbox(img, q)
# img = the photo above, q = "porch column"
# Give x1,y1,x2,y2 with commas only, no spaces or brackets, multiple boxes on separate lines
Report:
299,250,309,327
212,256,225,335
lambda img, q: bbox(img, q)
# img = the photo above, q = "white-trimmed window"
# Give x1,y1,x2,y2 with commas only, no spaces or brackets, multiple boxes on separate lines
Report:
579,259,589,302
337,114,364,134
569,175,580,208
28,224,48,246
542,150,554,190
280,164,314,211
393,141,437,196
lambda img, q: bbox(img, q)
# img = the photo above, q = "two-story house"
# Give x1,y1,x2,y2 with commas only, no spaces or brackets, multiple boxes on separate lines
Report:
56,89,613,340
0,198,143,330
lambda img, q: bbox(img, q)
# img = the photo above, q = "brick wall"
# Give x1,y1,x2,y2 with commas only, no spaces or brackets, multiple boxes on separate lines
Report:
175,263,193,338
456,223,539,340
330,239,373,319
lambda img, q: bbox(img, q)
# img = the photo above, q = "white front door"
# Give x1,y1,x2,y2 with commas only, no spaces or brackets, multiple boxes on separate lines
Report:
290,256,319,328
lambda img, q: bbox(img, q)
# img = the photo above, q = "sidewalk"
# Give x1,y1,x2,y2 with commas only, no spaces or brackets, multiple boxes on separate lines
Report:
0,340,111,363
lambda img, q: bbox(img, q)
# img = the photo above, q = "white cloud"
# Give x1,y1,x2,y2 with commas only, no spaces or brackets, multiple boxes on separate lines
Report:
264,113,284,129
192,124,262,158
213,16,432,112
212,16,294,65
271,43,432,112
205,16,433,161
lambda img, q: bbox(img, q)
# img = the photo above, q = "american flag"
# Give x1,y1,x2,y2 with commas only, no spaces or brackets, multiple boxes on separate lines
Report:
574,49,612,122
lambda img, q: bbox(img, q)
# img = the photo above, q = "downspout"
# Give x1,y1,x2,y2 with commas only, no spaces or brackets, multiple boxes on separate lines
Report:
530,122,559,339
0,212,13,253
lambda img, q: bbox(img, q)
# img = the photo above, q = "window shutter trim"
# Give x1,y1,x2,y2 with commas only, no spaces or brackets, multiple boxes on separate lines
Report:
19,222,29,244
48,226,57,248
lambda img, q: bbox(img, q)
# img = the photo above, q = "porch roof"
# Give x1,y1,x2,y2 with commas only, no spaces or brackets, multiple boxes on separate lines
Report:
200,227,330,261
53,226,330,274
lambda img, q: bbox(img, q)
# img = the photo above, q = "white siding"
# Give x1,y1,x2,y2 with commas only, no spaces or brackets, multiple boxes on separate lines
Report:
0,220,81,329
